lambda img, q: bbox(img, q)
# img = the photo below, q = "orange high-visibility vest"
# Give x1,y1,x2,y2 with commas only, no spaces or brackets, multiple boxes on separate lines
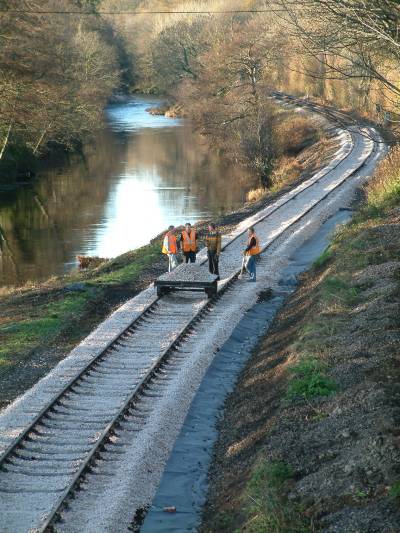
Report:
246,233,260,256
182,230,197,252
162,232,177,254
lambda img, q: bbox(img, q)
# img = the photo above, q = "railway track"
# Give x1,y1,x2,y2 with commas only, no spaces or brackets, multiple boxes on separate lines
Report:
0,97,381,532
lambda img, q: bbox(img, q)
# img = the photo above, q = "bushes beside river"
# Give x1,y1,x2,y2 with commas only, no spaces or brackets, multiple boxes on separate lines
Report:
0,1,122,186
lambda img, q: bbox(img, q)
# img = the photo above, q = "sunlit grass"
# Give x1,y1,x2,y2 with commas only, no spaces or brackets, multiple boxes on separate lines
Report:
364,146,400,215
286,357,337,402
91,242,161,285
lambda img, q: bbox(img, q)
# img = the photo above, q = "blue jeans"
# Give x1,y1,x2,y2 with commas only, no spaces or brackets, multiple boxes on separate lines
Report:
246,255,256,281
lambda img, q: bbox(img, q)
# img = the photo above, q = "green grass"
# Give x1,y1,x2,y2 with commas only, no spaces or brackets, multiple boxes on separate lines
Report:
286,357,337,403
367,174,400,213
313,246,333,268
322,276,360,305
389,481,400,500
0,292,91,367
89,242,161,285
243,460,309,533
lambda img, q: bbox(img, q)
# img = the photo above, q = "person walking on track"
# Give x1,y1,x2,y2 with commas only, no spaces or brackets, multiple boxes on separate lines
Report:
179,222,197,263
205,222,221,280
243,226,260,282
162,225,178,272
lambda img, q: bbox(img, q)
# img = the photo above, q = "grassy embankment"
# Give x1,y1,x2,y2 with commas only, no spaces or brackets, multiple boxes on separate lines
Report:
203,148,400,532
0,242,163,408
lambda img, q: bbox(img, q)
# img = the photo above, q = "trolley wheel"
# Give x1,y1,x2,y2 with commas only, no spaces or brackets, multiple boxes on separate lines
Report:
205,287,217,299
157,286,167,297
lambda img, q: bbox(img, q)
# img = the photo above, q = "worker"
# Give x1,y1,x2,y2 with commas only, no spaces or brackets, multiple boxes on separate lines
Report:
162,225,178,272
205,222,221,280
179,222,197,263
243,226,260,281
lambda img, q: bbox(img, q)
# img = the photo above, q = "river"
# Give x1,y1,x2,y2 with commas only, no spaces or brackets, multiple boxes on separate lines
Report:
0,97,254,286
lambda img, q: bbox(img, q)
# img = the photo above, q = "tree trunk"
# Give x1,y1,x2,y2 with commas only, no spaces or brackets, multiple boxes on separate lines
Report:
33,123,51,155
0,121,13,161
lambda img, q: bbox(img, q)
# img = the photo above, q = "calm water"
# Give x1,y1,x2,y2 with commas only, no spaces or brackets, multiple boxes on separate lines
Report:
0,97,254,286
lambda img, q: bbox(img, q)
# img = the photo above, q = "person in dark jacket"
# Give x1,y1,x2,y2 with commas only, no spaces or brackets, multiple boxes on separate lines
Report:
204,222,221,280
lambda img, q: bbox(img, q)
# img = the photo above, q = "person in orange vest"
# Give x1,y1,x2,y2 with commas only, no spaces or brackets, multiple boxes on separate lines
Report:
243,226,260,282
162,225,178,272
179,222,197,263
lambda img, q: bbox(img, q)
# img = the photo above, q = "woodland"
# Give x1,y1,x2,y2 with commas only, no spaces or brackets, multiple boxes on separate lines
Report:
1,0,399,184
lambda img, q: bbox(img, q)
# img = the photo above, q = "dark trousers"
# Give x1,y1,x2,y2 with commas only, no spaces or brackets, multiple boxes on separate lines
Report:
207,250,219,276
246,255,256,281
184,251,196,263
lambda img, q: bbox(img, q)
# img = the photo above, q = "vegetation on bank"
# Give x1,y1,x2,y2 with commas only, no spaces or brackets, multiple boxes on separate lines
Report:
0,241,162,407
202,148,400,531
0,0,122,182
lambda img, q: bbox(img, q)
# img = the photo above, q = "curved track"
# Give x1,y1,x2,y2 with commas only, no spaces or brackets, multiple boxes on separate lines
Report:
0,96,382,532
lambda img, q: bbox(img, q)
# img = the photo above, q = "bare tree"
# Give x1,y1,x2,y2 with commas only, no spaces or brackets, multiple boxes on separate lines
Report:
271,0,400,123
0,0,120,175
180,17,285,186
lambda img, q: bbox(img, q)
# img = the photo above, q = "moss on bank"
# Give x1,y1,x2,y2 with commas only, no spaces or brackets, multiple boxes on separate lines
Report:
201,150,400,531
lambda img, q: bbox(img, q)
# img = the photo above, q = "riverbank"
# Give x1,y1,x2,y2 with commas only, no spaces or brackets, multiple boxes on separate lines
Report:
200,149,400,532
0,117,338,409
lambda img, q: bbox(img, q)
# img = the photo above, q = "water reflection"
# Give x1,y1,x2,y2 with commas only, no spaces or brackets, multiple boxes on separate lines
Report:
0,97,255,286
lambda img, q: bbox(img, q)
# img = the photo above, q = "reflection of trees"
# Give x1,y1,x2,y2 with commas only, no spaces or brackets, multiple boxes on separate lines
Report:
126,123,256,214
0,130,127,285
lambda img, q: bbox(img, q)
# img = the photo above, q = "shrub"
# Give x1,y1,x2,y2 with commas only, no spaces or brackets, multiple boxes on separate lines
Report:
286,357,337,402
244,460,309,533
364,146,400,212
275,116,320,157
247,187,268,202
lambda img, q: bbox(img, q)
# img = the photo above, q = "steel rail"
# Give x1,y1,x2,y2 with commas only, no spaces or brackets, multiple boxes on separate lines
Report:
0,96,378,533
38,279,237,532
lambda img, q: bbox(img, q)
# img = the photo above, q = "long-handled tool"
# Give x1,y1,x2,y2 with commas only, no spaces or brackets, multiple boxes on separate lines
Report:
238,255,247,279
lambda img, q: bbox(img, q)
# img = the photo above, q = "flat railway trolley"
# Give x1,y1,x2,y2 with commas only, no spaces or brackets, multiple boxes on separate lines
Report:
155,263,218,298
